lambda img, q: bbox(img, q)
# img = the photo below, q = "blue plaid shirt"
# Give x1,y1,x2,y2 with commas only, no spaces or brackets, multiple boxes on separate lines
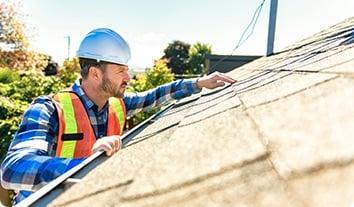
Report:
1,78,200,203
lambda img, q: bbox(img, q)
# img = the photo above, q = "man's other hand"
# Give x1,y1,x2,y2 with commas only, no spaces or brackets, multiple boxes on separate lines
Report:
197,72,237,89
92,135,122,156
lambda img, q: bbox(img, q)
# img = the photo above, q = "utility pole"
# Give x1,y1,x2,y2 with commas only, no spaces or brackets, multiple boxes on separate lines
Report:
65,36,71,60
266,0,278,56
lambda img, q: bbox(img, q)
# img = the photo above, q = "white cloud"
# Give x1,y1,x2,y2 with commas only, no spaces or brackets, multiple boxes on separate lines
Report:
128,32,170,69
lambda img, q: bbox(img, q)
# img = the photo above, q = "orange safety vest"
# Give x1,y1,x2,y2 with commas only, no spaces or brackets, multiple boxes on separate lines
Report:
52,91,126,158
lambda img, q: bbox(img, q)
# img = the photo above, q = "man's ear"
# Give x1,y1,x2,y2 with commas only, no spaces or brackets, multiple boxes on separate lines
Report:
89,66,102,80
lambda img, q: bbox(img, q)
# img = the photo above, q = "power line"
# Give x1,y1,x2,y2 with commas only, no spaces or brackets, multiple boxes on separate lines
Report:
208,0,266,73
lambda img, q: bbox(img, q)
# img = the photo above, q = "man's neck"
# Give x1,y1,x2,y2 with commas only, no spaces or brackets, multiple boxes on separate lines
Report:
80,79,108,111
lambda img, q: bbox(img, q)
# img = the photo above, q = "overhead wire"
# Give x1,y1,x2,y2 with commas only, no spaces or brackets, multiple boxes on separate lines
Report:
208,0,266,73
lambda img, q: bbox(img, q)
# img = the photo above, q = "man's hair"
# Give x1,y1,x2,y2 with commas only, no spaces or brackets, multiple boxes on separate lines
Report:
79,58,107,79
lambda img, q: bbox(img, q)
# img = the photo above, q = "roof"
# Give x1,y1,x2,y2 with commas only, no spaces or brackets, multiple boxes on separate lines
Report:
50,17,354,207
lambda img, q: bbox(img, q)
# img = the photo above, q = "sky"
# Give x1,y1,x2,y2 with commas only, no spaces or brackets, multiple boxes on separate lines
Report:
14,0,354,69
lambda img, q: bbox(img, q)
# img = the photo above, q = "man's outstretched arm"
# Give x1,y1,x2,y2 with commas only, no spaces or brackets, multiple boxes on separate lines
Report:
124,72,236,117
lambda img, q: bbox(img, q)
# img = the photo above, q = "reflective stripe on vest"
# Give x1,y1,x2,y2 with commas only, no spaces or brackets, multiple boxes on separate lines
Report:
53,92,126,158
107,97,126,135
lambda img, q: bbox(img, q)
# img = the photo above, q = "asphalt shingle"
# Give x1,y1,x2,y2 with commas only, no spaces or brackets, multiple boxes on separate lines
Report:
239,72,336,107
248,77,354,178
122,106,267,199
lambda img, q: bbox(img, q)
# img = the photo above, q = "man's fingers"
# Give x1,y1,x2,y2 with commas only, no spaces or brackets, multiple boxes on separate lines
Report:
215,73,237,84
216,81,226,87
94,142,113,156
118,139,122,150
114,138,121,152
197,72,236,89
92,136,122,156
106,150,113,156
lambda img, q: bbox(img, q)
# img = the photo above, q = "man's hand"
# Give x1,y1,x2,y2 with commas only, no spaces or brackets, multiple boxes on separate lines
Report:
197,72,237,89
92,135,122,156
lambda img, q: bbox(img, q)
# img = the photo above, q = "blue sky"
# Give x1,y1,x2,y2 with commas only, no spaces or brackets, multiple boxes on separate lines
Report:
16,0,354,69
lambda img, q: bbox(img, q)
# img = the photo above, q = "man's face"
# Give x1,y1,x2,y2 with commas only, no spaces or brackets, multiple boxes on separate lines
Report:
99,63,130,98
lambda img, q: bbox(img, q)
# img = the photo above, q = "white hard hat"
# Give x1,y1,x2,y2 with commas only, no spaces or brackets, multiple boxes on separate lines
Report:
76,28,131,66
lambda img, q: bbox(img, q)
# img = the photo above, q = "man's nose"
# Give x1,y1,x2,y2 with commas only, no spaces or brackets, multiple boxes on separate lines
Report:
125,71,131,81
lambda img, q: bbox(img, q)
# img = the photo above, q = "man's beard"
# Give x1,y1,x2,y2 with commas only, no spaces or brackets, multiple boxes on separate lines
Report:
100,75,125,98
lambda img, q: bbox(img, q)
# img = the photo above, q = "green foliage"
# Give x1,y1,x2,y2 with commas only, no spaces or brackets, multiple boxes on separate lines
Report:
0,67,20,83
5,74,66,102
162,40,190,74
146,59,174,88
131,59,174,92
0,96,27,120
0,116,22,161
161,40,212,75
0,83,10,96
58,57,80,86
127,109,159,130
187,42,212,75
128,59,174,127
0,96,27,160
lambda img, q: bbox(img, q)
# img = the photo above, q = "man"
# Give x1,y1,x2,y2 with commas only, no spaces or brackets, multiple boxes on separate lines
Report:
0,28,236,204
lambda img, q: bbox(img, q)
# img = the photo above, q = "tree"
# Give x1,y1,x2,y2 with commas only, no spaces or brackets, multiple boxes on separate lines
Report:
0,1,29,50
58,57,80,86
0,1,47,72
162,40,190,74
130,59,174,92
187,42,212,75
